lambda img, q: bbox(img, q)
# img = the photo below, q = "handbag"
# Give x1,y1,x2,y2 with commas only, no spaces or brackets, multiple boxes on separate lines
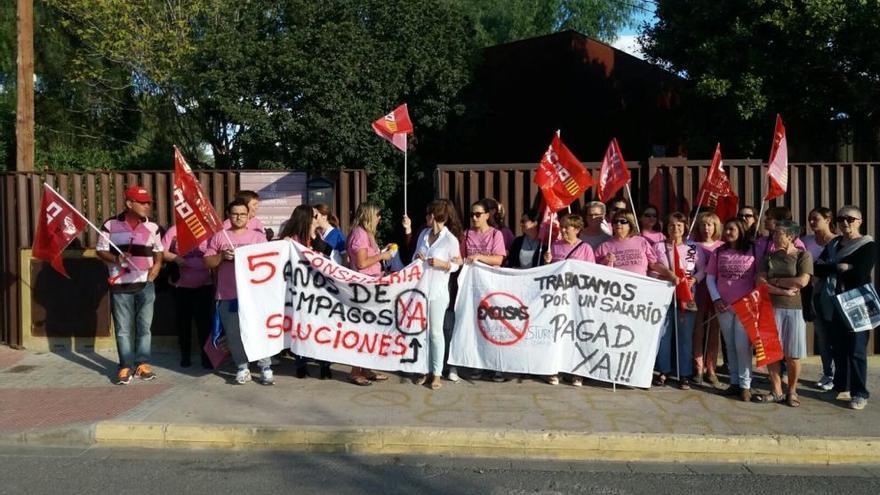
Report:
834,283,880,332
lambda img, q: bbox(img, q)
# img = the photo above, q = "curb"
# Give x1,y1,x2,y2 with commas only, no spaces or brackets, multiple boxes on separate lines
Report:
92,422,880,465
0,424,94,447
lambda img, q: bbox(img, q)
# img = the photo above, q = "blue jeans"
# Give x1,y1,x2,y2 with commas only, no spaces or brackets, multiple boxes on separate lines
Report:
813,318,835,378
655,306,695,378
218,299,271,370
718,310,753,389
110,282,156,369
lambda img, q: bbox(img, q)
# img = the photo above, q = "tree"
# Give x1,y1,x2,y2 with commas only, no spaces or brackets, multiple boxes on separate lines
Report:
641,0,880,160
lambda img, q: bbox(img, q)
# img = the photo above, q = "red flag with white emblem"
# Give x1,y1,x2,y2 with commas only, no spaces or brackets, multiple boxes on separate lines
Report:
32,184,88,278
371,104,414,152
596,138,630,202
173,146,223,255
534,134,593,212
697,143,739,222
765,114,788,200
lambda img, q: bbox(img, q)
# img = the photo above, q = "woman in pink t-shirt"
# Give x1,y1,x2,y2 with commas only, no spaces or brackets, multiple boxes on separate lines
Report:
639,205,666,247
706,219,756,402
595,211,666,277
346,202,395,386
691,211,724,387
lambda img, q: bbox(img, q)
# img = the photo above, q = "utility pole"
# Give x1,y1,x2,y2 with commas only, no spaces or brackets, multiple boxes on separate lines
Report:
16,0,35,172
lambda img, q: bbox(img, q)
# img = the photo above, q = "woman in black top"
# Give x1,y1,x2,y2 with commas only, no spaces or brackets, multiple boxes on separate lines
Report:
506,209,546,268
814,205,877,411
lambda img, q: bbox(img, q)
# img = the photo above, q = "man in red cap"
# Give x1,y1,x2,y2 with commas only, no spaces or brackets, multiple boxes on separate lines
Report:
96,185,164,384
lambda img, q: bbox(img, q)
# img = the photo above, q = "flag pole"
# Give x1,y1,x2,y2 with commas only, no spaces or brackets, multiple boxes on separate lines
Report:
686,190,705,242
546,207,554,253
43,183,126,257
624,183,640,234
403,134,408,218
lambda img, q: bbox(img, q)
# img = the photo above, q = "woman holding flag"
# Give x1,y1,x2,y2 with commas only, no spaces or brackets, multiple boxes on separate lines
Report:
693,212,724,387
706,219,756,402
653,212,701,389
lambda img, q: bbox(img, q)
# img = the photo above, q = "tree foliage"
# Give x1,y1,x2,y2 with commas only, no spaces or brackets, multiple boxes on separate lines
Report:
642,0,880,160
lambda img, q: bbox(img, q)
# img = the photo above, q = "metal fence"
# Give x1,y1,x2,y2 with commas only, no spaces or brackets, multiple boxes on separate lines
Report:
0,169,367,347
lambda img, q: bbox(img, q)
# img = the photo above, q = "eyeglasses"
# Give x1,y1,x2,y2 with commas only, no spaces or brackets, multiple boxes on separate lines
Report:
837,215,861,224
471,211,486,217
230,213,248,218
613,219,630,225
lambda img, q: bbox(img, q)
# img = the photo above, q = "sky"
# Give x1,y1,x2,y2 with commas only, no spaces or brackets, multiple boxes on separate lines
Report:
611,2,657,59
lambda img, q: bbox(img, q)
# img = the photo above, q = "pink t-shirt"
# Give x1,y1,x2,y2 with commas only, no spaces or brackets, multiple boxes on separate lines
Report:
500,226,515,250
653,241,699,276
550,239,595,263
641,231,666,246
753,235,806,261
162,225,213,289
595,236,658,276
346,226,382,277
706,247,756,304
462,227,507,257
204,228,267,300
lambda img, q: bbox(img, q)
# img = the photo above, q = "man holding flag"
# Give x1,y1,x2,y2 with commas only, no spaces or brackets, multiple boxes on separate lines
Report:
96,185,164,385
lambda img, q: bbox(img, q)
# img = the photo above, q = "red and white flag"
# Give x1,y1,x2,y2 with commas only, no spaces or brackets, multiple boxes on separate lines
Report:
672,244,695,310
765,114,788,200
173,146,223,255
697,143,739,222
32,184,87,278
534,134,593,212
597,138,630,202
371,104,414,152
730,284,784,367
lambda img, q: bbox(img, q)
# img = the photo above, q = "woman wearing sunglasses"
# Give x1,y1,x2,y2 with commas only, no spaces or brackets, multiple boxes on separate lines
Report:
639,205,666,247
814,206,877,411
596,210,668,277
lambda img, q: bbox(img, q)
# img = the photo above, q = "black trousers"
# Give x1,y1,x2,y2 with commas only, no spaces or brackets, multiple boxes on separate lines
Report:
825,315,871,399
174,285,215,365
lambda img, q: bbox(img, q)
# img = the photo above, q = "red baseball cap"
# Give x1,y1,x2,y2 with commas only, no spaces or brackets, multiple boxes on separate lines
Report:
125,185,153,203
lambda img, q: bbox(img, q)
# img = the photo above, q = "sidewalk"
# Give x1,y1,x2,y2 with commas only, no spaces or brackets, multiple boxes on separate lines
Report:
2,345,879,464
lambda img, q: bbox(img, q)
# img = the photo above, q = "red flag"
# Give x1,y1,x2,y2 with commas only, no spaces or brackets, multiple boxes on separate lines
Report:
534,134,593,212
697,143,739,222
672,244,695,309
765,114,788,200
596,138,631,202
32,184,87,278
173,147,223,255
730,284,784,367
372,104,414,152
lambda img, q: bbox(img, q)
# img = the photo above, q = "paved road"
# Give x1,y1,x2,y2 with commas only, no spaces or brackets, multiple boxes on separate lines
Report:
2,446,879,494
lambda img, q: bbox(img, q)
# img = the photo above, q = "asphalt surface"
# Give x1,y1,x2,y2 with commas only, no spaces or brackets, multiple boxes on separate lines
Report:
2,446,880,495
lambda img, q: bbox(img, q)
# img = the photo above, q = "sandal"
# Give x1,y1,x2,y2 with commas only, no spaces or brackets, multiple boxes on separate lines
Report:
653,374,667,387
430,377,443,390
364,370,388,381
413,374,427,386
787,393,801,408
679,378,690,390
350,374,372,386
752,392,785,404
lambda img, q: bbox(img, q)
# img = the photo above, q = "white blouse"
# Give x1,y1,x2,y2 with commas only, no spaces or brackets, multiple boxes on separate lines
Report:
414,227,461,298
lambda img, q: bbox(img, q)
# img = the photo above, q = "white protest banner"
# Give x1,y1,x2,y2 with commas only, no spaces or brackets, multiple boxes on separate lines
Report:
449,260,674,388
236,239,430,373
235,240,293,361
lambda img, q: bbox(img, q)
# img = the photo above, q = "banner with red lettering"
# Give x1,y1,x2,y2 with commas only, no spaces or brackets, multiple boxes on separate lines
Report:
173,146,223,255
235,240,429,373
534,135,593,212
730,284,784,367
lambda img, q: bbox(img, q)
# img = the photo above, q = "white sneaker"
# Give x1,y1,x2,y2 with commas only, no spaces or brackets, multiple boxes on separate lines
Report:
816,375,834,391
447,367,460,383
571,377,583,387
260,368,275,386
235,368,251,384
851,397,868,410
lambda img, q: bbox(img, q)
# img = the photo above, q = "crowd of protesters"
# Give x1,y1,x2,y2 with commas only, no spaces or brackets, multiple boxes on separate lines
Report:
97,185,876,411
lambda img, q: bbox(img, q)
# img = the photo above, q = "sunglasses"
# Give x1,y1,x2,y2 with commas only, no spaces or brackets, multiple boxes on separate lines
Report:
738,214,754,219
471,211,486,217
642,213,657,218
613,219,630,225
837,215,861,224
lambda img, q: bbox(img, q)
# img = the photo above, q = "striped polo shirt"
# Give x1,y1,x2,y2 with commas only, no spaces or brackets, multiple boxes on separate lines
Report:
96,212,163,286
